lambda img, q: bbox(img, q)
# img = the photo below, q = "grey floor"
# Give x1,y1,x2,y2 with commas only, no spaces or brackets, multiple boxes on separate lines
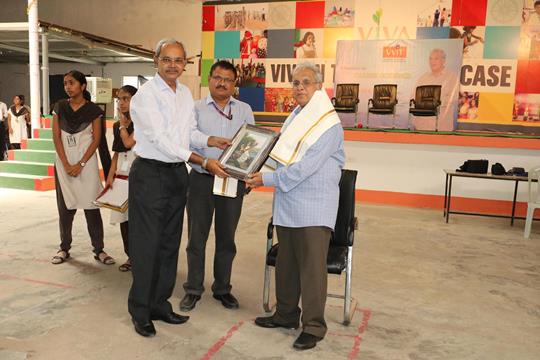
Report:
0,188,538,360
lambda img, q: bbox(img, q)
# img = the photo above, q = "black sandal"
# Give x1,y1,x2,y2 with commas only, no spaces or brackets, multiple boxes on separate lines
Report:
94,251,115,265
51,250,70,265
118,260,131,272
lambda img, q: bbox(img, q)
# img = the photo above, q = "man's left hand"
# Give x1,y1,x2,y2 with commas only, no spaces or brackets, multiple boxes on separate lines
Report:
246,172,263,188
208,136,231,150
206,159,229,178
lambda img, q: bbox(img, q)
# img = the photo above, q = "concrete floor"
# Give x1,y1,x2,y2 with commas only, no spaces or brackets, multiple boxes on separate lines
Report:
0,188,538,360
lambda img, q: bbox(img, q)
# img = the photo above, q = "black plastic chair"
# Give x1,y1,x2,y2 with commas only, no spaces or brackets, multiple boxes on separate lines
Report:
367,84,398,128
408,85,442,131
262,169,358,325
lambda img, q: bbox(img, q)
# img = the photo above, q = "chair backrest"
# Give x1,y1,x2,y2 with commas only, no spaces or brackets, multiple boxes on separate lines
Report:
372,84,397,109
414,85,441,110
528,166,540,204
335,84,359,108
331,169,358,247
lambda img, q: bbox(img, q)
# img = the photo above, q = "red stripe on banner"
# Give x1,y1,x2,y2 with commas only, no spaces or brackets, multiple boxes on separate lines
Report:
348,309,372,360
21,139,28,149
201,320,245,360
7,150,14,160
0,273,74,289
48,165,55,177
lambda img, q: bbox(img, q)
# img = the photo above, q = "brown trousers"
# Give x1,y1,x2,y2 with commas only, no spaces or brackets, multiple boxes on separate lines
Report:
273,226,331,338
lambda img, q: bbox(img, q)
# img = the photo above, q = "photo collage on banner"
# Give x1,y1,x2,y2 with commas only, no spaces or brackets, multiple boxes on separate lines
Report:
202,0,539,132
202,0,354,116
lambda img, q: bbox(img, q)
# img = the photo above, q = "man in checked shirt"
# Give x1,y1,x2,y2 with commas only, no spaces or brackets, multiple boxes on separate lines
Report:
247,62,345,350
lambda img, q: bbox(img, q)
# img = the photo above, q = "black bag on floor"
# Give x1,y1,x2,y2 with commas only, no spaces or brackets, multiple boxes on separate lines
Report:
456,159,489,174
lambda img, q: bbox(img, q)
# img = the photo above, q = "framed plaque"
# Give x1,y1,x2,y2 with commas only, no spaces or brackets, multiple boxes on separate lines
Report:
219,124,280,180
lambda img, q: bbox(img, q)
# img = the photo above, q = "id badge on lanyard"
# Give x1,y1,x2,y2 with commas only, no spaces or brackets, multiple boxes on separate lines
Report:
66,134,77,148
120,153,130,172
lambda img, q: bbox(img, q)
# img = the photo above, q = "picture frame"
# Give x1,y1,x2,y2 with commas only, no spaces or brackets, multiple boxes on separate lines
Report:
219,124,280,181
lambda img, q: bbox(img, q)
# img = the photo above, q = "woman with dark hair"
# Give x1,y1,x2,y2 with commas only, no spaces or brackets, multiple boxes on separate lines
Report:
7,95,29,149
106,85,137,272
51,70,115,265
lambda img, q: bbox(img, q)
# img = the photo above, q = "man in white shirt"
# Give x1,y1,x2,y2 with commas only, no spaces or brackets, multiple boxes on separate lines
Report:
0,100,8,160
127,38,229,338
412,48,459,132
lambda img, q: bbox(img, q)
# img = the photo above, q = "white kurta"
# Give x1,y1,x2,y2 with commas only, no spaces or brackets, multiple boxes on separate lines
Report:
8,108,28,144
109,150,135,224
55,123,103,210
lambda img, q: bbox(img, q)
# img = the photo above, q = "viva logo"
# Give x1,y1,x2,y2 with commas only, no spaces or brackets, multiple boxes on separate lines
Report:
365,7,410,40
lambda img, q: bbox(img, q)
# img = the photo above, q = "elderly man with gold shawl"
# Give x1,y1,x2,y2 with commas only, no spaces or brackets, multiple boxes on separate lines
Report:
247,62,345,350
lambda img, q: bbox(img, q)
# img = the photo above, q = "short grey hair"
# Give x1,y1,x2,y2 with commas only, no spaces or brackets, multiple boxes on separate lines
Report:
155,38,186,57
293,62,323,83
430,48,446,60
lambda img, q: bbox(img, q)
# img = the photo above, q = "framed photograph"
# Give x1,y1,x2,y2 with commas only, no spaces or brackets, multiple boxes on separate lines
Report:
219,124,280,180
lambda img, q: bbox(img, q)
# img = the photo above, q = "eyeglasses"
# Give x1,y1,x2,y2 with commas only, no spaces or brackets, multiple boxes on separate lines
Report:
158,57,187,65
291,79,319,88
211,75,235,84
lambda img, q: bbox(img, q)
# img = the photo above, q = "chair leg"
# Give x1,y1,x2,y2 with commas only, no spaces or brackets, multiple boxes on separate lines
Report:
435,114,439,132
366,110,370,129
343,245,353,326
263,264,272,312
524,205,534,239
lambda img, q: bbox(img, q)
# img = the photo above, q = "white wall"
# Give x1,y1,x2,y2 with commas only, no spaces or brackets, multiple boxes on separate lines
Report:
345,141,539,202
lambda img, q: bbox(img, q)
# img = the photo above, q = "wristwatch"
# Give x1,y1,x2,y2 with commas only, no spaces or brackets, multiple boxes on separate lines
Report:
119,125,126,131
79,161,86,167
201,157,209,170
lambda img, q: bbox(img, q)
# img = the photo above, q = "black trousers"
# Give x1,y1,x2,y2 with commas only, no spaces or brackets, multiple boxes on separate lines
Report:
273,226,331,339
183,170,244,296
120,221,129,257
128,158,188,323
54,167,105,255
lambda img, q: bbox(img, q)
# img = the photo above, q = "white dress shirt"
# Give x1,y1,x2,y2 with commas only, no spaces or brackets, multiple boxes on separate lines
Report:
130,73,209,163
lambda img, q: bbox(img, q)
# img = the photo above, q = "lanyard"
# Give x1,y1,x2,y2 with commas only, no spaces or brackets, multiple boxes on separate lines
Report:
211,102,233,120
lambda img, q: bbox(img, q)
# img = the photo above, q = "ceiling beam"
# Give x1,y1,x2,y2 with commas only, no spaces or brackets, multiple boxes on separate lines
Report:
0,42,102,65
0,22,29,31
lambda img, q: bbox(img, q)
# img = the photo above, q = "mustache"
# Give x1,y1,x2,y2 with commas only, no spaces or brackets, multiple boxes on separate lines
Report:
216,85,228,90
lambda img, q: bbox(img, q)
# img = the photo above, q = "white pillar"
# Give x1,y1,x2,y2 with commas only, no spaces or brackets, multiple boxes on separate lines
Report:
41,29,49,115
28,0,41,130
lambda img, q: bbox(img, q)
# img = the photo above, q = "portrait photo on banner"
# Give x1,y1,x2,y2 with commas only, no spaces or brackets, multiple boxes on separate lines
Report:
294,29,323,59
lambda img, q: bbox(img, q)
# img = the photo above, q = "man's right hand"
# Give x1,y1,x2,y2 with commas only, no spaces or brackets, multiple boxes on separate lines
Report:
205,159,229,178
208,136,231,150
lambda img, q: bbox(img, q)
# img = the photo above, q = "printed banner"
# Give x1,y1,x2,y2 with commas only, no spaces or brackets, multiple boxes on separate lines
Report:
335,39,463,131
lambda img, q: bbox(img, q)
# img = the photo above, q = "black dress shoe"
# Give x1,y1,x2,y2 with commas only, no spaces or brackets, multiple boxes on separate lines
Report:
213,293,239,309
151,312,189,325
180,294,201,312
254,315,299,329
132,319,156,337
293,332,323,350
